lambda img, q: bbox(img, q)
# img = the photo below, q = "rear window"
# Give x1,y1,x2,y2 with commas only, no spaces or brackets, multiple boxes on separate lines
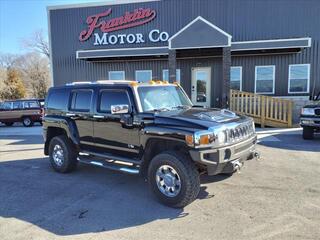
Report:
99,90,130,113
47,89,69,110
70,90,93,112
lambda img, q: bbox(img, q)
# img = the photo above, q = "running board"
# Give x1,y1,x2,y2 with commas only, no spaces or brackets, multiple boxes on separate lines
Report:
81,150,141,165
77,156,140,175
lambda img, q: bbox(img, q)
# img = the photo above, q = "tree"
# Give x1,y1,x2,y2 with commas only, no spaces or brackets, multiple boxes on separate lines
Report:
21,29,50,58
0,69,26,100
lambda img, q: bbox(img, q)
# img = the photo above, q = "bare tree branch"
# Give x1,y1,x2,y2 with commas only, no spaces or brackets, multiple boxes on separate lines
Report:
21,29,50,58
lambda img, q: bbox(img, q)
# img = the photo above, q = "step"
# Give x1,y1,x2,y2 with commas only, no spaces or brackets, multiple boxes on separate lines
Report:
77,155,140,174
81,150,141,165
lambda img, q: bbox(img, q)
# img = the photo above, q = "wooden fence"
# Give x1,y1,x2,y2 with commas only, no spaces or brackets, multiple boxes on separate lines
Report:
230,90,293,128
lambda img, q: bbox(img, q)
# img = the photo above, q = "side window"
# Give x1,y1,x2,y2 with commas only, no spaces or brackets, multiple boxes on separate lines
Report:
99,90,130,113
47,89,69,110
70,90,93,112
13,102,22,109
24,101,39,109
1,102,12,110
230,67,242,91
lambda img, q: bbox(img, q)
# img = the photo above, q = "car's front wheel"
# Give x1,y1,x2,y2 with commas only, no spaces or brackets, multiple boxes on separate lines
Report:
303,127,314,140
148,151,200,208
49,135,78,173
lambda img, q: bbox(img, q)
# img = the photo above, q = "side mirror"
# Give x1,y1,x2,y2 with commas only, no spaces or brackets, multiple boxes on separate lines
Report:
111,104,129,115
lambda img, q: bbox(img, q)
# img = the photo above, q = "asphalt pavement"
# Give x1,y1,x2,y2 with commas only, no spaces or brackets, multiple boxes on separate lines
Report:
0,124,319,240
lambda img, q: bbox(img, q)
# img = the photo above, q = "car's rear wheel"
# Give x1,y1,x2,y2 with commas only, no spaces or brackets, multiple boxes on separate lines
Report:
22,117,33,127
303,127,314,140
49,135,78,173
148,151,200,208
4,122,14,127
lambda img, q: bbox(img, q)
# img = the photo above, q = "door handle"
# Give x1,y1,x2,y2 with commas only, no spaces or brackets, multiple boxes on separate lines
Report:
66,113,76,117
93,115,105,119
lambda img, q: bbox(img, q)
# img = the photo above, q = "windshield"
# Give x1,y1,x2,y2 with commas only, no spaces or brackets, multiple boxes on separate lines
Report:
137,85,192,112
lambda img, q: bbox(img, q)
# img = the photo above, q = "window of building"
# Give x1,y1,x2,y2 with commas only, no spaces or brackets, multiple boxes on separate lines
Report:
255,66,275,94
162,69,181,83
230,67,242,91
135,70,152,83
99,90,130,113
288,64,310,93
109,71,125,80
70,90,92,111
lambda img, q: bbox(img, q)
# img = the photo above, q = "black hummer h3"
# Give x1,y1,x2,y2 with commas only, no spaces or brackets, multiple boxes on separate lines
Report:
43,80,258,208
300,91,320,139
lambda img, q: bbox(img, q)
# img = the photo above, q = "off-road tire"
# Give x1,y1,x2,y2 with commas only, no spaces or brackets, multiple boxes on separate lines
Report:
22,117,33,127
49,135,78,173
148,151,200,208
303,127,314,140
4,122,14,127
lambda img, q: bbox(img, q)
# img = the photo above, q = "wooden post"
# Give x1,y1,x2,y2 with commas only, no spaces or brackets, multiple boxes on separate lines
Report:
261,96,266,128
288,101,293,127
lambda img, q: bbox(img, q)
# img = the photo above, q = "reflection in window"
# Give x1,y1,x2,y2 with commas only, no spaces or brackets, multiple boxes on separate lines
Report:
109,71,125,80
288,64,310,93
255,66,275,94
135,70,152,83
162,69,181,83
196,71,207,103
230,67,242,91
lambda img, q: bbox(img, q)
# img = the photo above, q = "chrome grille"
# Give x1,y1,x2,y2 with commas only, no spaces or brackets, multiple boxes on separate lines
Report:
224,121,255,144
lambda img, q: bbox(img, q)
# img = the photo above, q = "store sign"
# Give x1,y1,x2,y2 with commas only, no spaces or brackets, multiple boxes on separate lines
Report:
79,8,169,45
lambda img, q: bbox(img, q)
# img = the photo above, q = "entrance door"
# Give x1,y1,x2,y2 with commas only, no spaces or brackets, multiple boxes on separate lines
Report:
191,67,211,107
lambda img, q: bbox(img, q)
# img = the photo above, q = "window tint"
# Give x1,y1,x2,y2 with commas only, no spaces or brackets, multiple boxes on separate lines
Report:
109,71,125,80
24,101,39,109
288,64,310,93
135,70,152,83
13,101,23,109
1,102,12,110
70,90,92,111
230,67,242,91
162,69,181,83
99,90,130,113
255,66,275,94
47,89,69,110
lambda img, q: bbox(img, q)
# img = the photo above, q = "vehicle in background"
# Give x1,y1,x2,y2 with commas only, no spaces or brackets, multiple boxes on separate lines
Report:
0,99,43,127
43,81,258,208
300,91,320,139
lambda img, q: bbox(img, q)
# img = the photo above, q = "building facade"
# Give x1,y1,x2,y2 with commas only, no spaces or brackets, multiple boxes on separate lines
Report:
48,0,320,108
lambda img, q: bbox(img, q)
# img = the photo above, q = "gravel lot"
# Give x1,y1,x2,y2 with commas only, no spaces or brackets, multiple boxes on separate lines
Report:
0,125,319,240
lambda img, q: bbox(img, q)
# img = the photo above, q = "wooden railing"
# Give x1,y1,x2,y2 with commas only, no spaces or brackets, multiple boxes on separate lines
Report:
230,90,293,128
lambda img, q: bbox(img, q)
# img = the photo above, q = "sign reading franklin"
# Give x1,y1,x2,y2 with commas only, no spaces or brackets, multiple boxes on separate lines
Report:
79,8,169,45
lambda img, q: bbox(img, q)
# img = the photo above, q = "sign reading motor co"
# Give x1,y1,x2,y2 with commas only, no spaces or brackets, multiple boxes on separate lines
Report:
79,8,169,46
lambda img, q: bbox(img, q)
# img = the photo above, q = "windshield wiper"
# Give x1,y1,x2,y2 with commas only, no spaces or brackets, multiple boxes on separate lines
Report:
152,107,171,112
172,105,190,110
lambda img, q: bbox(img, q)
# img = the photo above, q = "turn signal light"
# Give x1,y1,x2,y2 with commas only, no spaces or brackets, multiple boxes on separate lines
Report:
199,134,211,145
185,135,194,146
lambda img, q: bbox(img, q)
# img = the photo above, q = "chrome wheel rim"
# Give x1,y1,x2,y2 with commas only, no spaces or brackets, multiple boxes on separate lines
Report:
52,144,64,167
156,165,181,197
24,118,31,126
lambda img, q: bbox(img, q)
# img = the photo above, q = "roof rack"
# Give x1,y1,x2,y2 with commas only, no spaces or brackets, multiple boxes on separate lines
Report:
66,81,92,86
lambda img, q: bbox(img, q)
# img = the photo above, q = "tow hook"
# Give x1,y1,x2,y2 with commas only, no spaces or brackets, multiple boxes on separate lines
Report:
248,151,260,161
232,160,242,172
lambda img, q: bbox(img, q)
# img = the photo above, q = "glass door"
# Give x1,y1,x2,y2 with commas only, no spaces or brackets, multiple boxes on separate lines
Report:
191,67,211,107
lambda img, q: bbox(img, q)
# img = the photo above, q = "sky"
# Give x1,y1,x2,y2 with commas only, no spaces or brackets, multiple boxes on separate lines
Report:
0,0,103,54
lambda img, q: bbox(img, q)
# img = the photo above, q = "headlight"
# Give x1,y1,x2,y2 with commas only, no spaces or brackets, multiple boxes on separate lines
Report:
301,108,315,116
185,131,215,147
216,131,226,144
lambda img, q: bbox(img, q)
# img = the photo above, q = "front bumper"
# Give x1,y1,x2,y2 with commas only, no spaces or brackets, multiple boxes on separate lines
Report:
189,135,258,175
300,117,320,129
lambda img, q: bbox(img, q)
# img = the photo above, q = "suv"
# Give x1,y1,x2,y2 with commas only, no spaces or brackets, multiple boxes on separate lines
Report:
300,91,320,139
0,99,44,127
43,81,258,207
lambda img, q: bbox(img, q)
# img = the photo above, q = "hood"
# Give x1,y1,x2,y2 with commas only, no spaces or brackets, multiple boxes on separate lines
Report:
154,107,248,129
